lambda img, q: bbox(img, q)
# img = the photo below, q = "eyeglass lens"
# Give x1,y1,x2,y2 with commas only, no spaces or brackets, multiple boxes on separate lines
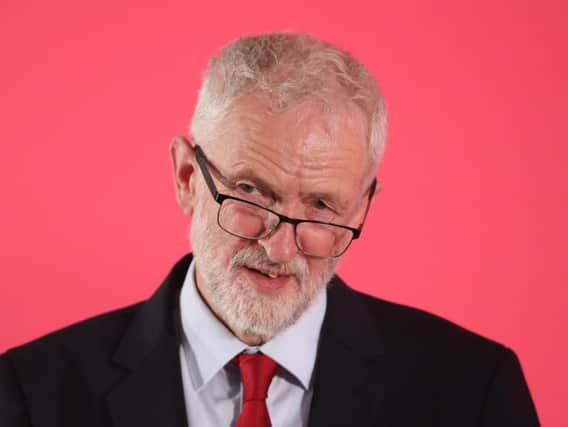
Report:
217,198,353,257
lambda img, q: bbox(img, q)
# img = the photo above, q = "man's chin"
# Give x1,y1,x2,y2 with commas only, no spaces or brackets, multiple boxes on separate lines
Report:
213,273,303,341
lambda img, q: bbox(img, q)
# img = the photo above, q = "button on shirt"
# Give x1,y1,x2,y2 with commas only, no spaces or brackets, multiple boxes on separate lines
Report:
179,260,327,427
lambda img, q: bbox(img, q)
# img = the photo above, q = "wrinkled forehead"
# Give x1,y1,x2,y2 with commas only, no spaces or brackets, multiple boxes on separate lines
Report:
208,94,370,172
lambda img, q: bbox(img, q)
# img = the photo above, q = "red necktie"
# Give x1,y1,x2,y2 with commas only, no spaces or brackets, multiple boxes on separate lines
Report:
233,353,278,427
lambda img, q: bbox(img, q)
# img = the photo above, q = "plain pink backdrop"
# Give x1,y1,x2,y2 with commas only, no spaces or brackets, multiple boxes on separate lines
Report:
1,0,566,425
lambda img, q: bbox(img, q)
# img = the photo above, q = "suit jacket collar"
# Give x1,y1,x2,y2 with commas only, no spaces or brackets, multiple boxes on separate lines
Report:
107,254,191,427
106,254,386,427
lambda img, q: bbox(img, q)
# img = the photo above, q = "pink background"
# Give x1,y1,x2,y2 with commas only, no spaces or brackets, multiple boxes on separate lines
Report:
1,0,566,424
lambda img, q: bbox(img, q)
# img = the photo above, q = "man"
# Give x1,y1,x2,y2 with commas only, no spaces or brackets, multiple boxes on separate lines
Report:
0,33,539,426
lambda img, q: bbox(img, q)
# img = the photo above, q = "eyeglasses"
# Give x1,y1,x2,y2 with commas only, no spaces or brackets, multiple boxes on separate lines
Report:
194,144,376,258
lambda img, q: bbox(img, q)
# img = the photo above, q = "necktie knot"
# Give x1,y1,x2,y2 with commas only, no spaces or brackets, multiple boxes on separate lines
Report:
233,353,278,402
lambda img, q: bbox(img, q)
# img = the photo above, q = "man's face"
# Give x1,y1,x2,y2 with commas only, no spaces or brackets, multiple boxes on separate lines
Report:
182,96,371,344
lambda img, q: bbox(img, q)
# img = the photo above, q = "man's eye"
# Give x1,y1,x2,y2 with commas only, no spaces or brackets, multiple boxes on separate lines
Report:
237,183,256,194
314,200,329,210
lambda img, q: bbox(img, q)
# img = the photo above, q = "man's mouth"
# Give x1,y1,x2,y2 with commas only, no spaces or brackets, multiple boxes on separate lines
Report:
242,266,293,291
245,266,289,279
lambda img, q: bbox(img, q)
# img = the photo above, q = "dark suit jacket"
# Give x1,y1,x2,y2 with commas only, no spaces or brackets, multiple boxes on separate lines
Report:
0,254,539,426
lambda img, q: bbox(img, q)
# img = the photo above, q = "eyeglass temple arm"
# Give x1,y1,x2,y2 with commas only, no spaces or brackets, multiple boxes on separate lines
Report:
354,178,379,238
194,145,221,201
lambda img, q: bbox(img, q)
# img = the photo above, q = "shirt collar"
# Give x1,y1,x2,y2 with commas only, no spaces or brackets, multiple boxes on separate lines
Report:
179,259,327,391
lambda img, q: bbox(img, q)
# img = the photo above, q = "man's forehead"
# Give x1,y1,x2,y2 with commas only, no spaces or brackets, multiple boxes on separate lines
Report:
211,94,369,162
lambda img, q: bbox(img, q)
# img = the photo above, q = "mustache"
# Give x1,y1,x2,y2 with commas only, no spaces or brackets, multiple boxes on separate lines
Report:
230,247,308,282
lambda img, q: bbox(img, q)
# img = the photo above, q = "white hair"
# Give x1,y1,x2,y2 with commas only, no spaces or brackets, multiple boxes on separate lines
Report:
190,32,388,170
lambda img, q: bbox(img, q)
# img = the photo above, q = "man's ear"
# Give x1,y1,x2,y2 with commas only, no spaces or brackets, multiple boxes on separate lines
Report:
169,136,197,216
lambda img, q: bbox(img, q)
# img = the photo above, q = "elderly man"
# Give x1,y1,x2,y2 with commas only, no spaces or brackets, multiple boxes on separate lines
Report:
0,33,538,427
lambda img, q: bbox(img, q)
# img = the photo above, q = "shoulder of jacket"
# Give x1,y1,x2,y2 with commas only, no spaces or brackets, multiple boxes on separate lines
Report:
330,276,509,359
2,301,144,366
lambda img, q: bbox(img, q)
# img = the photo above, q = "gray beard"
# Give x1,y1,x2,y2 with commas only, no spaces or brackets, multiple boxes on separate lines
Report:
190,215,336,342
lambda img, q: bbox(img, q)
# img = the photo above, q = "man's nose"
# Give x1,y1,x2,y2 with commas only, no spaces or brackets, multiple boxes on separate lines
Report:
258,222,298,263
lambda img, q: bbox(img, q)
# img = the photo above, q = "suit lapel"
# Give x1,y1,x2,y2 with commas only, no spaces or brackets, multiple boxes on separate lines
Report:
309,277,387,427
106,254,193,427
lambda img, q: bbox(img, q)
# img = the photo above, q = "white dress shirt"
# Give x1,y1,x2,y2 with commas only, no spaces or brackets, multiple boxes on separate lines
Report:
178,260,327,427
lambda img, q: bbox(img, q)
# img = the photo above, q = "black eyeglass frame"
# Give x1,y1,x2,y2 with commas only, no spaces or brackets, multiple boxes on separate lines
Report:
194,144,377,258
